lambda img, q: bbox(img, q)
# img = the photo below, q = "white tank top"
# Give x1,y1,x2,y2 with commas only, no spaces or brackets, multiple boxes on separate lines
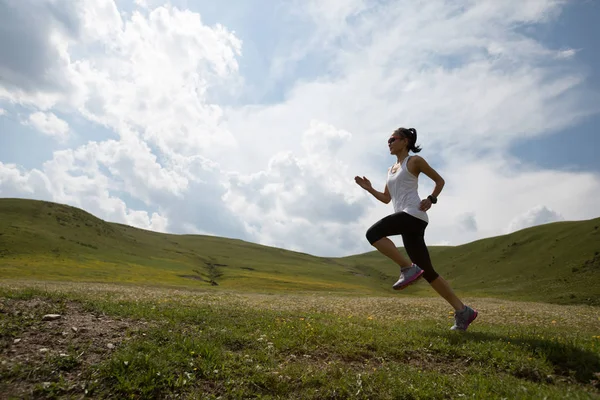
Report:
386,156,429,223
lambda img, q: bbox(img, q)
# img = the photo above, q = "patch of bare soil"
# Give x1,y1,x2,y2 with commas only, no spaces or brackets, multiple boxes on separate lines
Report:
0,298,151,399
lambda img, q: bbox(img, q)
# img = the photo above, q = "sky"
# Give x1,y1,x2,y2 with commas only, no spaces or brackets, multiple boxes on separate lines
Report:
1,0,599,257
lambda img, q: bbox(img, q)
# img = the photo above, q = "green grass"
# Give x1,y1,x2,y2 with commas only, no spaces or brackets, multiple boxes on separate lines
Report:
1,198,599,305
1,283,599,399
2,199,599,398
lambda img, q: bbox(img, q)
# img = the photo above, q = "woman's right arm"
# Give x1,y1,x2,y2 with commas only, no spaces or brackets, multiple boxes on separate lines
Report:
354,176,391,204
369,184,391,204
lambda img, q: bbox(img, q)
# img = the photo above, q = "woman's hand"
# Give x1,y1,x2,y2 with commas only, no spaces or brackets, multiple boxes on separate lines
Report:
354,176,373,191
419,198,432,211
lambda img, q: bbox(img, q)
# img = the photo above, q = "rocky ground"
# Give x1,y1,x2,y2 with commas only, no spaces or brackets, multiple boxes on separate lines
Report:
0,297,152,399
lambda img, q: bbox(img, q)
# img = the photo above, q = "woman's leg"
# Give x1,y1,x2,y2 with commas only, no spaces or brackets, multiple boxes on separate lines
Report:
396,215,479,329
371,237,412,269
429,277,464,311
402,230,465,311
366,213,413,269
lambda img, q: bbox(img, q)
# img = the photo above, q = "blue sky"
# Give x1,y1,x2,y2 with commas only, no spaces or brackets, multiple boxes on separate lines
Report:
1,0,599,257
509,0,600,173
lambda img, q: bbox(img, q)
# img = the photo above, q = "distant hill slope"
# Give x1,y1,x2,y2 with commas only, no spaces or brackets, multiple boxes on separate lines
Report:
0,198,395,294
1,198,599,305
341,216,600,305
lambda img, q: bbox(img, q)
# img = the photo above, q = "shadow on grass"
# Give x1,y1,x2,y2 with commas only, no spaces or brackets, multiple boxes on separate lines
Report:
427,330,600,387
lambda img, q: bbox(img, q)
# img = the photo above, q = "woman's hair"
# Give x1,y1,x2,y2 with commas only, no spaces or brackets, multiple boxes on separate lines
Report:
393,127,422,153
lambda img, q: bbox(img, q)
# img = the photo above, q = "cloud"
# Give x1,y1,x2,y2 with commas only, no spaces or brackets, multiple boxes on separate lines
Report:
0,158,169,233
0,1,248,239
0,162,53,200
0,2,242,153
555,49,578,59
223,1,596,187
420,155,600,246
0,0,81,95
217,0,600,255
69,4,243,157
507,205,565,233
457,213,478,233
0,133,248,240
74,136,190,204
223,120,371,254
26,111,70,140
134,0,148,9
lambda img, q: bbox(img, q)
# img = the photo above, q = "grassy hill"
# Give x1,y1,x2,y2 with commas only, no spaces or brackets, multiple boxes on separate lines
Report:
0,198,389,294
1,198,599,305
341,219,600,305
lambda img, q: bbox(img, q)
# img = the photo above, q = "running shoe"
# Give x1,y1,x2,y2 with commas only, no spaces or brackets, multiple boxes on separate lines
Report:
392,263,424,290
450,305,478,331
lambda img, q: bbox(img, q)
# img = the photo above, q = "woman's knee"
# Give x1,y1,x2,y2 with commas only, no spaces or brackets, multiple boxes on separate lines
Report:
366,214,403,245
366,225,384,245
423,269,439,283
403,235,437,281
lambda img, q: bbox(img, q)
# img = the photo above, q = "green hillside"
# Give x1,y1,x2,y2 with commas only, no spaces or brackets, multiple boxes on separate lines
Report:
341,218,600,305
0,198,397,295
1,198,599,304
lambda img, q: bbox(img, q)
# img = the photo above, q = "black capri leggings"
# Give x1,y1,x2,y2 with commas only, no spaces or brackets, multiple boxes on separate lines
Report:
366,211,439,283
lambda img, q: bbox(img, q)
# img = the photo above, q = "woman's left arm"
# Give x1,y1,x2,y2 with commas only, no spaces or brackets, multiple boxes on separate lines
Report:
414,156,445,210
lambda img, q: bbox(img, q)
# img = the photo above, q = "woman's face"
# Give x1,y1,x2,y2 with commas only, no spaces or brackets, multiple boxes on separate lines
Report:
388,134,408,154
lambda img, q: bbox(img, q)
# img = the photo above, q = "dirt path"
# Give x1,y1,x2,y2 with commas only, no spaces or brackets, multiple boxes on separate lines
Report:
0,296,153,399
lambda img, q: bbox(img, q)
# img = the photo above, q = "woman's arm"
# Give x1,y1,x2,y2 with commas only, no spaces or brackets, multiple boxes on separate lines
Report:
413,156,445,210
354,176,391,204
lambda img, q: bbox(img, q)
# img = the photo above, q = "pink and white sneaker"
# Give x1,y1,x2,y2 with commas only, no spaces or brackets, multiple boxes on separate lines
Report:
392,264,424,290
450,306,478,331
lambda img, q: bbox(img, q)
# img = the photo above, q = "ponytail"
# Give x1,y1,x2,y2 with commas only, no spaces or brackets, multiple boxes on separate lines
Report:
393,127,422,153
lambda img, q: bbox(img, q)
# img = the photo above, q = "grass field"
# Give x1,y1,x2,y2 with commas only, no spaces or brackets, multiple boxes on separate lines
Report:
1,198,599,398
1,198,599,305
1,281,599,399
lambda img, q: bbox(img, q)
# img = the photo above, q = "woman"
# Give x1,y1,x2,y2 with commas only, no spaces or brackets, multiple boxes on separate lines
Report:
354,127,478,331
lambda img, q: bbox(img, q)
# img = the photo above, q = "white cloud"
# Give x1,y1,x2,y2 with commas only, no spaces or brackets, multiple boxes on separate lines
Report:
0,2,242,153
217,0,600,255
0,159,168,233
0,108,5,116
0,162,52,199
71,4,243,158
556,49,578,59
0,0,82,108
229,0,593,164
420,155,600,246
507,205,565,234
72,136,190,204
127,209,169,233
457,213,478,233
26,111,70,140
223,120,371,254
0,1,248,238
134,0,148,9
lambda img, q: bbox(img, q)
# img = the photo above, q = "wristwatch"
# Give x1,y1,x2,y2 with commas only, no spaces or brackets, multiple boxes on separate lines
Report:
427,195,437,204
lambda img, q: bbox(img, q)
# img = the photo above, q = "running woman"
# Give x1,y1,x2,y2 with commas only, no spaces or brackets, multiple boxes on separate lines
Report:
354,127,478,331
